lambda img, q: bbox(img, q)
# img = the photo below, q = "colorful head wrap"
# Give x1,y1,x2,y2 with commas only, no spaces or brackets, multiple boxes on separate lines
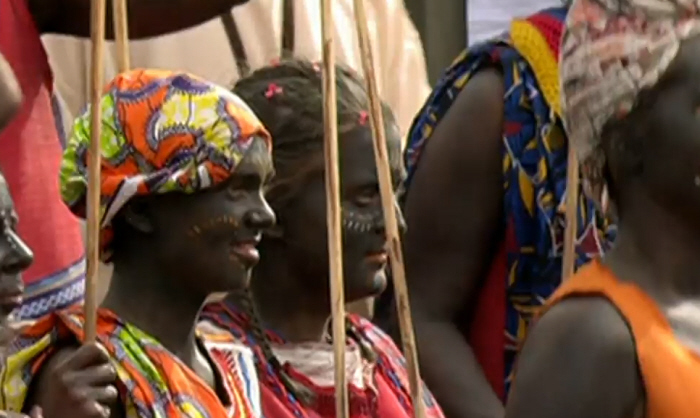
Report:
59,69,271,260
560,0,700,210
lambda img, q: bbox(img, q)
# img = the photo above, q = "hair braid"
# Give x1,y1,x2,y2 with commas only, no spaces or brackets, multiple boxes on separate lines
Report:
232,287,316,405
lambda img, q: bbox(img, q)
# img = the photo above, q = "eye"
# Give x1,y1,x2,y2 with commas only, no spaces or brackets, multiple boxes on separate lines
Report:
354,188,378,206
227,185,249,201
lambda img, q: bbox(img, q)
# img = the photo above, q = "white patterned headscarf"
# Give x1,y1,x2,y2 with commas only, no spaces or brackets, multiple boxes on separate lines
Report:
560,0,700,211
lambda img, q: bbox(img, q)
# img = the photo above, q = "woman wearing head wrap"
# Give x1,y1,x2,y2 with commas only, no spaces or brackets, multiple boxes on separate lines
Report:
199,59,444,418
379,1,612,417
0,69,275,418
505,1,700,417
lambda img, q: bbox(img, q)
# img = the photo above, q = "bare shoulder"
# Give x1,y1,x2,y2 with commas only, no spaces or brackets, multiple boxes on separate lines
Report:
403,67,506,318
505,297,643,418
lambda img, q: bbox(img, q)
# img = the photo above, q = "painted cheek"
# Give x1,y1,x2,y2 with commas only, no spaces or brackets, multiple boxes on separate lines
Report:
186,215,240,238
341,206,382,234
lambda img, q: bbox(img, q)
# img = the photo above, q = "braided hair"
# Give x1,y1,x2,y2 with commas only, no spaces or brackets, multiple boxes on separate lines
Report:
232,58,392,405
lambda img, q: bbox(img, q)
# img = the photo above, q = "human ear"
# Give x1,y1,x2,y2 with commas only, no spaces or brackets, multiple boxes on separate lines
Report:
121,202,155,234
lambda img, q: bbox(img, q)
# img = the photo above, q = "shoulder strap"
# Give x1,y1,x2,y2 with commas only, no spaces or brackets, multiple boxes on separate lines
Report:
220,0,296,79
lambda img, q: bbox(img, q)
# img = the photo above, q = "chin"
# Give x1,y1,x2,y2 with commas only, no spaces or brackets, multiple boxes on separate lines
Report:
371,270,388,294
346,269,387,300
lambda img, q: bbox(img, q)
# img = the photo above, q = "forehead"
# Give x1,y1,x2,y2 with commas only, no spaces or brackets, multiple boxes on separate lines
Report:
338,125,403,180
236,136,274,175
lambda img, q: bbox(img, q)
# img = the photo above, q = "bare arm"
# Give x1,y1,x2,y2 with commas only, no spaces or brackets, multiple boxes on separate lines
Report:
402,67,506,418
31,0,249,39
506,298,643,418
0,53,21,131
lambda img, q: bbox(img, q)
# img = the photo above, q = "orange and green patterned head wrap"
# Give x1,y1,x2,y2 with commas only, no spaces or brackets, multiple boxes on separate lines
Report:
59,69,271,261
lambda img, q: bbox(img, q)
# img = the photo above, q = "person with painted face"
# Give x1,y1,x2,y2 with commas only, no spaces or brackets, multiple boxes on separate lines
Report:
0,69,275,418
0,56,43,418
0,137,43,418
506,1,700,417
199,59,444,418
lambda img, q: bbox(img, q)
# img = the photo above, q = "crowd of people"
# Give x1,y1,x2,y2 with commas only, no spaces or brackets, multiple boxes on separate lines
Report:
0,0,696,417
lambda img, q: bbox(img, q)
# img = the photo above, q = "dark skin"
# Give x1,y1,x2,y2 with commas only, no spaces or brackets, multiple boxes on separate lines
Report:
400,66,505,418
27,137,276,418
0,173,34,324
505,35,700,418
27,0,249,39
239,125,404,343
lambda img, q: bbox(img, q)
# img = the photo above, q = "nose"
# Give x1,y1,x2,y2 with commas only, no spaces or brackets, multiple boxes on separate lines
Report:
373,199,406,234
244,196,276,230
1,229,33,275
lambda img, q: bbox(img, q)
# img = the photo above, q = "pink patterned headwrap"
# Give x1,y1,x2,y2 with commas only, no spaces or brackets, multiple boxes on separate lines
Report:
560,0,700,210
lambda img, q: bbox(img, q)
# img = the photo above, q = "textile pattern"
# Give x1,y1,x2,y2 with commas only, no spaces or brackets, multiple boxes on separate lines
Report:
0,307,256,418
201,302,443,418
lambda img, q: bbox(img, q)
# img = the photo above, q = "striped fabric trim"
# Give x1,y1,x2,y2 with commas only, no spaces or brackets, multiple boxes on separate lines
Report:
16,257,85,320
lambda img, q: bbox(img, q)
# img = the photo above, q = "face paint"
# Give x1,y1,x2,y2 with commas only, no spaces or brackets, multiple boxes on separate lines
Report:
187,215,240,238
341,204,382,235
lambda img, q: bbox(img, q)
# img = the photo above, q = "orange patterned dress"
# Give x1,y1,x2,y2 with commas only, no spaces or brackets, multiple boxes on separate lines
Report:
0,306,260,418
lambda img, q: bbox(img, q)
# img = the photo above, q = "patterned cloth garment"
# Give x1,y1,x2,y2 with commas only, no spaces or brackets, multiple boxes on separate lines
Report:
402,6,615,396
1,307,261,418
0,0,85,320
201,301,444,418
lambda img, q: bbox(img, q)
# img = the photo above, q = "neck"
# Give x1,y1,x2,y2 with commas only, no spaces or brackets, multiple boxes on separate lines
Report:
246,247,331,343
606,196,700,299
102,253,204,362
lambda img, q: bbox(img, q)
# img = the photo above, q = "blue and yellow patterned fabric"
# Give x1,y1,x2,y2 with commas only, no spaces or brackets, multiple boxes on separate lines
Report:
402,6,615,395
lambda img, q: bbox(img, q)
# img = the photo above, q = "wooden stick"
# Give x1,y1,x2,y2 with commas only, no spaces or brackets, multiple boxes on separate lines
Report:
85,0,107,342
352,1,425,417
562,148,579,280
319,1,349,418
112,0,130,72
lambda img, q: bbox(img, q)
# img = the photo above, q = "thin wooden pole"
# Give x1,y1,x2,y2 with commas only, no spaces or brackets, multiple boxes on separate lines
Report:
352,1,425,417
319,1,349,418
562,148,579,280
112,0,130,72
85,0,108,342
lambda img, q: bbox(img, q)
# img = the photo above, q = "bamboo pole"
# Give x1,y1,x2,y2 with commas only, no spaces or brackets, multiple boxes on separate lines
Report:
352,1,425,417
112,0,130,72
562,148,579,280
85,0,108,342
319,1,349,417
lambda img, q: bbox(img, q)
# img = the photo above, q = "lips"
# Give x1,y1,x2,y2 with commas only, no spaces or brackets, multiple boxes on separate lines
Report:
0,291,22,316
0,275,23,317
230,235,262,267
365,251,388,266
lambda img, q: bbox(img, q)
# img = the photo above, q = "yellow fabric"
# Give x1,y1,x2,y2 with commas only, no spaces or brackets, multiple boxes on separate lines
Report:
510,18,561,116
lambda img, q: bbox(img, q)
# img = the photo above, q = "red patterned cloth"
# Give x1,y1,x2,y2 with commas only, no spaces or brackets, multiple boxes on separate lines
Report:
202,301,445,418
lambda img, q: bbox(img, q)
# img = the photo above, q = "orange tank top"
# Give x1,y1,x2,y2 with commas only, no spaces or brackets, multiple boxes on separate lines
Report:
545,259,700,418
